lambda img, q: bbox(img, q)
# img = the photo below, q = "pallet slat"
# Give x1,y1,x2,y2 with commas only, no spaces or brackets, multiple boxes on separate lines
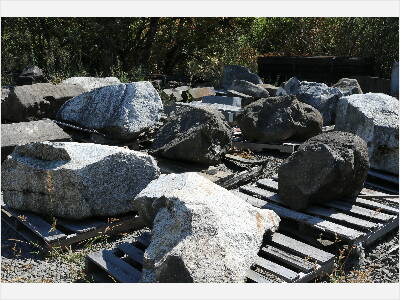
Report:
261,245,316,273
56,219,106,233
368,169,399,185
254,256,299,282
116,243,144,266
233,191,365,242
246,269,273,283
87,250,142,283
324,201,393,222
4,207,67,243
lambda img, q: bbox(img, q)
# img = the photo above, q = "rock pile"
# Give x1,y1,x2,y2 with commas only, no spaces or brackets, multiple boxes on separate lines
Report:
277,77,343,125
57,81,163,140
335,93,399,175
1,83,86,123
151,105,232,165
278,131,369,210
134,173,280,283
222,65,263,89
228,80,269,105
332,78,363,96
1,141,160,219
16,66,45,85
237,95,323,143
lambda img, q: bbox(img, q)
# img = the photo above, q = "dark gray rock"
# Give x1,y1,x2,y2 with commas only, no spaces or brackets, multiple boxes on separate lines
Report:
61,77,121,92
17,66,45,85
222,65,263,89
1,119,71,162
202,96,242,107
57,82,163,140
332,78,363,96
1,83,86,123
237,95,323,143
335,93,398,175
229,80,269,101
278,131,369,211
134,173,280,282
151,105,232,165
277,77,343,125
258,84,279,96
1,141,160,219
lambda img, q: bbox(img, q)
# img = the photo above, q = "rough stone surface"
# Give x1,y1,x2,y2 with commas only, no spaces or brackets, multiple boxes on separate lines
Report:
57,82,163,140
134,173,280,283
17,66,45,85
61,77,121,92
1,141,160,219
186,87,216,100
237,95,323,143
202,96,242,107
229,80,269,100
222,65,263,89
1,83,86,123
151,105,232,165
335,93,399,175
277,77,343,125
278,131,369,211
258,84,279,97
1,119,71,162
332,78,363,96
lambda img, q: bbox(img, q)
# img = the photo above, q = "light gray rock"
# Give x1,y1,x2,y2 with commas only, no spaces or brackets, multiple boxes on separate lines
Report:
186,87,215,100
279,131,369,211
237,95,323,143
1,141,160,219
151,105,232,165
1,83,86,123
222,65,263,89
202,96,242,107
277,77,343,125
62,77,121,92
229,80,269,100
178,101,241,123
17,66,45,85
258,84,279,97
134,172,280,282
57,82,163,140
335,93,399,175
1,119,71,162
332,78,363,96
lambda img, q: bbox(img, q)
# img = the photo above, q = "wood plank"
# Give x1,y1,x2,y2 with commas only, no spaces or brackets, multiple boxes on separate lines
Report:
368,169,399,184
86,250,141,283
239,185,284,205
56,218,106,233
363,215,399,247
346,198,399,215
365,181,398,195
232,191,365,243
360,188,391,197
305,206,380,231
116,243,144,266
271,233,335,264
232,141,298,154
216,166,262,190
261,245,316,273
4,207,67,244
254,256,299,282
246,270,273,283
324,201,394,222
136,232,151,248
257,178,278,191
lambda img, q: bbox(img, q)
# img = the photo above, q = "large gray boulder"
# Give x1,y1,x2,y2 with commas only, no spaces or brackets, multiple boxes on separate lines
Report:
332,78,363,96
62,77,121,92
237,95,323,143
134,173,280,283
1,119,71,162
1,83,86,123
57,82,163,140
228,80,269,100
222,65,263,89
278,131,369,211
277,77,343,125
335,93,399,175
1,141,160,219
151,106,232,165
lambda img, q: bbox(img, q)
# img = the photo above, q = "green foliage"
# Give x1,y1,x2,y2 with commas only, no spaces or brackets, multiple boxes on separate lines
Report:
1,17,398,86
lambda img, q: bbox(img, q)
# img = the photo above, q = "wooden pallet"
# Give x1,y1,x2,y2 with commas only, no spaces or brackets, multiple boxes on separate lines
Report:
365,169,399,195
85,231,334,283
237,178,399,247
1,205,145,250
232,141,300,154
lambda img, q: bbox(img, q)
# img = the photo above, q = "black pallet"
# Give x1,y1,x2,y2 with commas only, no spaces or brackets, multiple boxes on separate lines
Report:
1,205,145,251
236,178,399,248
85,231,334,283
